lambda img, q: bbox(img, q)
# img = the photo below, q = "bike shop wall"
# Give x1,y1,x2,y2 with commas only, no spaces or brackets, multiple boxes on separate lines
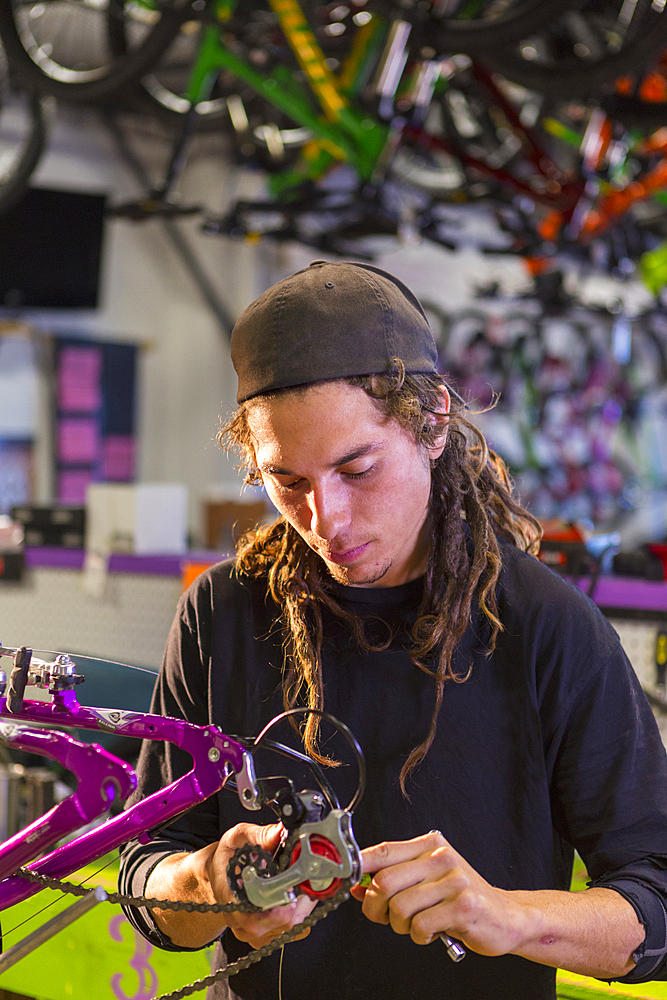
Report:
0,100,273,547
2,99,664,551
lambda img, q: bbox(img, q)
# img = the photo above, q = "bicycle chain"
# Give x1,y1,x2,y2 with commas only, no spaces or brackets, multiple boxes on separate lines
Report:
15,866,353,1000
16,866,260,913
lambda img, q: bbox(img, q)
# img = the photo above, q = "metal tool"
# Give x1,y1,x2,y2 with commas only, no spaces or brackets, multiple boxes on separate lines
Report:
439,932,466,962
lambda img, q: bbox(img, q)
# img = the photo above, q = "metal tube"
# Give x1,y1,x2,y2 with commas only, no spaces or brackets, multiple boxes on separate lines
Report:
0,886,107,972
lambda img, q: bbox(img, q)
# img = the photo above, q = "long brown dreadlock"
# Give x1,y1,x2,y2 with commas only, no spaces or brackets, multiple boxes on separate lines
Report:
219,366,542,794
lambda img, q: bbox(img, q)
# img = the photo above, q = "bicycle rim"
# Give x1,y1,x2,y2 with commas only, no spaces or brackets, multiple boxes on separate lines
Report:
0,0,186,101
110,13,312,160
485,0,667,97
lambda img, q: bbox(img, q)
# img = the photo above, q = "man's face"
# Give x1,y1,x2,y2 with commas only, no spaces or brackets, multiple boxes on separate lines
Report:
247,381,447,587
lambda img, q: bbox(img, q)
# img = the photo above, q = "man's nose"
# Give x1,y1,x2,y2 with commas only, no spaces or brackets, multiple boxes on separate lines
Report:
309,484,349,540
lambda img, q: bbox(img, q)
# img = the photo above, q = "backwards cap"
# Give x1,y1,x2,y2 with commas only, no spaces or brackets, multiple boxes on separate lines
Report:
231,259,462,404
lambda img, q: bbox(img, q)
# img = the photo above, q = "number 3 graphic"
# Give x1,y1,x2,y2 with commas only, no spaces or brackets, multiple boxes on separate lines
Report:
108,913,159,1000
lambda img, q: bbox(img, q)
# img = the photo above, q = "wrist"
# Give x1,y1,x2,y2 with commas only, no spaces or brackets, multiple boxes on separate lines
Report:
499,889,546,955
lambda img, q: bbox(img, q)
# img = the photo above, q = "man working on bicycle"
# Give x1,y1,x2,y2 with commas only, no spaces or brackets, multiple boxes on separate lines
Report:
120,260,667,999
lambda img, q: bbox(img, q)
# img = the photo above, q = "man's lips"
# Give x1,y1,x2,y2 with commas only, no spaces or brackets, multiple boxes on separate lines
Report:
325,543,370,564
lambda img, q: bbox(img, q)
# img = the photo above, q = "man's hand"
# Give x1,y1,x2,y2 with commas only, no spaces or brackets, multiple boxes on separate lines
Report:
207,821,316,948
147,821,316,950
349,830,644,979
350,830,528,954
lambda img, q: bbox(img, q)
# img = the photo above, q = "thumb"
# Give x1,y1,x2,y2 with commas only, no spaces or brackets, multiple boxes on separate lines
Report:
254,821,285,853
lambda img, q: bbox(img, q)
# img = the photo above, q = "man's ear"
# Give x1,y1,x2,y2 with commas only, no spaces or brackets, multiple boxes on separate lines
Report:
426,386,450,461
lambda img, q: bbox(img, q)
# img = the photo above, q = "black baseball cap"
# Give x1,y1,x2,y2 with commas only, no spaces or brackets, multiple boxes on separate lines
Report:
231,260,464,405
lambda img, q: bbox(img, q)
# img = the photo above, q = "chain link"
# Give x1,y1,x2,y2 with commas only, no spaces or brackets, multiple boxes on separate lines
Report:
15,867,352,1000
16,867,259,912
157,881,352,1000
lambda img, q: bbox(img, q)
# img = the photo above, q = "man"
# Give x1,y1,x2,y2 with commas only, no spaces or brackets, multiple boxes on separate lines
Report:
120,260,667,999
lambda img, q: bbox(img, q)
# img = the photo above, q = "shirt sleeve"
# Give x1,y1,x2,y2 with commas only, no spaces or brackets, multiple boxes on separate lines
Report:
594,871,667,982
118,580,223,950
548,637,667,983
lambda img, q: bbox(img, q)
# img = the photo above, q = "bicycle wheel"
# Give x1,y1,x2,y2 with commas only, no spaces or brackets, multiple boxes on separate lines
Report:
389,65,551,201
0,0,186,102
0,39,50,216
416,0,579,55
109,4,311,162
485,0,667,97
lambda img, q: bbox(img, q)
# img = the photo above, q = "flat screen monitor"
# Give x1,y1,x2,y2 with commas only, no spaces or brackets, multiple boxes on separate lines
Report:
0,186,106,309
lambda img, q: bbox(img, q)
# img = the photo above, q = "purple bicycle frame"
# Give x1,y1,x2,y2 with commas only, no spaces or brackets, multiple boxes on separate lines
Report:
0,722,137,881
0,688,262,911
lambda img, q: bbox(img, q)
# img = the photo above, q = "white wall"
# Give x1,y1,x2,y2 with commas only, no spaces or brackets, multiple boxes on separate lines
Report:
4,104,270,542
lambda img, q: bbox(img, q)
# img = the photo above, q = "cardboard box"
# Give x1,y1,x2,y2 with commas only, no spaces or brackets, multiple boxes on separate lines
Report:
204,499,269,550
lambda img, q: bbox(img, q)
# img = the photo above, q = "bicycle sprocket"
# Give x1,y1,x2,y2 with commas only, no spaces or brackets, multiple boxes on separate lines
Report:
226,842,278,904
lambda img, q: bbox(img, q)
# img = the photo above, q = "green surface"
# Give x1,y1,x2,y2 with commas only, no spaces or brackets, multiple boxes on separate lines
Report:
0,862,214,1000
3,857,667,999
558,975,667,999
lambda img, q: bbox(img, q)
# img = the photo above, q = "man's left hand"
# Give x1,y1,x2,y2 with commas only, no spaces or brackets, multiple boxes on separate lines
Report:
350,830,532,956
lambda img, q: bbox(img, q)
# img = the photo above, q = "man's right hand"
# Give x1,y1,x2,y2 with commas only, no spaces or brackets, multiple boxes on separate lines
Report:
146,821,316,950
207,821,316,948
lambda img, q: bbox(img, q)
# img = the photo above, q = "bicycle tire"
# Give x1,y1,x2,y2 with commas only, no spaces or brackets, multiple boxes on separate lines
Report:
0,0,187,102
484,0,667,97
421,0,580,55
108,6,312,164
110,20,307,141
0,41,50,216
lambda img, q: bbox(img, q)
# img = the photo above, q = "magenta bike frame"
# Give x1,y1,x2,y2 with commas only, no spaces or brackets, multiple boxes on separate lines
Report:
0,722,137,881
0,688,262,911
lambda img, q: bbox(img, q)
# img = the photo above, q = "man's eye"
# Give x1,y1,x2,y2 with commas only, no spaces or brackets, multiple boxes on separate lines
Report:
343,466,374,480
276,478,303,491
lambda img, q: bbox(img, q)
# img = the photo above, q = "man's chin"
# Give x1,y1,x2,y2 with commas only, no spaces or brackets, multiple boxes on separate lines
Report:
323,558,391,587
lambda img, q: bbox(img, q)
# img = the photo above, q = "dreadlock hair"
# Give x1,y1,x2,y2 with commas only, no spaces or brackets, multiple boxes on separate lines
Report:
219,365,542,794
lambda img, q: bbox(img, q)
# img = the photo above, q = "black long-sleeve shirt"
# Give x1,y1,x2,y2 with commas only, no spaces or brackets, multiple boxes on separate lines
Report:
120,542,667,999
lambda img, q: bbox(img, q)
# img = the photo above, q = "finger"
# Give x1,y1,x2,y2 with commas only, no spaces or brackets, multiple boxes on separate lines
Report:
231,898,308,947
361,848,462,928
349,884,367,902
410,892,477,948
228,821,284,852
363,845,457,909
386,874,463,938
287,927,312,942
360,831,447,874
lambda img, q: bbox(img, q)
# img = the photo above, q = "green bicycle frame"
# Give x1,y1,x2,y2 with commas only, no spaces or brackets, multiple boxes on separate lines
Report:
181,0,392,194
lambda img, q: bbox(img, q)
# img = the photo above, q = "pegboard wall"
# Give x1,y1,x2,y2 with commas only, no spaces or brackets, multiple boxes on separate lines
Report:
608,616,667,748
609,618,663,690
1,569,665,721
0,566,182,669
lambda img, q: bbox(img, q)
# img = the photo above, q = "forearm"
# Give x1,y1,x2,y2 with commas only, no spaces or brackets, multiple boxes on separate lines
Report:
358,833,647,979
510,886,644,979
146,845,227,949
